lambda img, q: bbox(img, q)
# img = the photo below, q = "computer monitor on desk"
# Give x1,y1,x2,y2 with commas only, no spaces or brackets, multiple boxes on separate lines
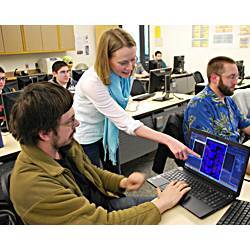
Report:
148,68,173,101
173,55,186,74
72,70,85,82
17,76,38,90
1,90,22,131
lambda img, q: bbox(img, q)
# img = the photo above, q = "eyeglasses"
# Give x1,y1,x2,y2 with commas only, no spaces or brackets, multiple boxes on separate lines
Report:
59,116,77,128
58,70,70,75
218,74,239,80
0,77,6,81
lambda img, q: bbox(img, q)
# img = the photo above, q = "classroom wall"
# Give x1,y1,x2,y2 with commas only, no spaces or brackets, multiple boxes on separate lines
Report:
0,25,96,72
2,25,250,78
150,25,250,80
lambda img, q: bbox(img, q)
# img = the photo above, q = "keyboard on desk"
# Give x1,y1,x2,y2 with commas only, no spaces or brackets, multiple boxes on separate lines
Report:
132,92,156,101
217,200,250,225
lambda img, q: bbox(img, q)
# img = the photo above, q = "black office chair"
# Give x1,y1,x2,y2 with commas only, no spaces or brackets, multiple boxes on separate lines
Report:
0,170,23,224
152,111,185,174
193,71,206,94
193,71,204,84
6,80,19,91
130,79,146,96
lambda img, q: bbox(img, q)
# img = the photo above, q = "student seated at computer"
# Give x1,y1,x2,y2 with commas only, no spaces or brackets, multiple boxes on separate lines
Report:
183,56,250,174
49,61,77,90
9,82,191,225
134,57,149,78
0,66,11,131
152,51,167,69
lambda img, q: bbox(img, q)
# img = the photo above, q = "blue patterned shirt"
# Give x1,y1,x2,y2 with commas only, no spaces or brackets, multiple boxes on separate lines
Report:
183,85,250,143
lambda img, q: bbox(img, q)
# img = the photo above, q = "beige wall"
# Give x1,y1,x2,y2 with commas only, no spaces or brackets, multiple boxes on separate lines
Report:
0,25,96,72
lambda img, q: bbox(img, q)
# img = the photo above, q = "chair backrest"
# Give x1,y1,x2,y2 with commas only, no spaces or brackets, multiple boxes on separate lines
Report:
152,111,185,174
193,71,204,84
1,170,11,203
6,80,19,91
0,170,23,224
130,79,146,96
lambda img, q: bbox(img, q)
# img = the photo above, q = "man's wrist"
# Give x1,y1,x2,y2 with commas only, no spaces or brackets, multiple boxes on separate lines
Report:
119,177,128,189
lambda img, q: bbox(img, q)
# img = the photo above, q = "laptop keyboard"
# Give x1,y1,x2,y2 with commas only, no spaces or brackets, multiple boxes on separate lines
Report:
160,169,231,208
217,200,250,225
132,92,155,101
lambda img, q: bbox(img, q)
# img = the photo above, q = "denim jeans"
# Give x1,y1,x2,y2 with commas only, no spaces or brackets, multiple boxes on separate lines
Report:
81,139,121,174
107,195,156,211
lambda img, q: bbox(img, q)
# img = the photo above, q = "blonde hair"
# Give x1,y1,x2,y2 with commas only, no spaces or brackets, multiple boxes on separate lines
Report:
94,27,136,85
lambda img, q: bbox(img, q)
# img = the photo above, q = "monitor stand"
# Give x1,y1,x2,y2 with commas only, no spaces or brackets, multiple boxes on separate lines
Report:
152,92,173,102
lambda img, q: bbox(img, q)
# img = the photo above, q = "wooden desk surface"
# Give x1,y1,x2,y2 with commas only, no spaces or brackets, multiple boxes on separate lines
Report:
126,92,193,118
0,132,20,158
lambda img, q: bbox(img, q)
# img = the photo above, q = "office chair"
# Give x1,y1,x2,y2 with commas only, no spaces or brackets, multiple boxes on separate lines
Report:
130,79,146,96
152,111,185,174
193,71,206,94
0,170,23,224
6,80,19,91
193,71,204,84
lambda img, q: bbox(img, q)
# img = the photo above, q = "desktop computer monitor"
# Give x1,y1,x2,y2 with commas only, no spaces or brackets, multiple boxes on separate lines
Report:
72,70,85,82
37,73,48,82
17,76,38,90
173,55,185,74
149,60,158,71
236,60,245,79
1,90,22,131
148,68,172,94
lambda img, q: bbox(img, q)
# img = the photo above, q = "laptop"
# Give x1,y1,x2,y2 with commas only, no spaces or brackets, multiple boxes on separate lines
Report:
147,128,250,218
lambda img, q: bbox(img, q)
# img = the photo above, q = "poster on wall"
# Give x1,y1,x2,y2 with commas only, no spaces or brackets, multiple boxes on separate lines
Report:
192,25,209,47
211,25,234,48
76,34,90,55
239,25,250,48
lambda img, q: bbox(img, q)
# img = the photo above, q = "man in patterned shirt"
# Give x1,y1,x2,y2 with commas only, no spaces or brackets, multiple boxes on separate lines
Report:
183,56,250,174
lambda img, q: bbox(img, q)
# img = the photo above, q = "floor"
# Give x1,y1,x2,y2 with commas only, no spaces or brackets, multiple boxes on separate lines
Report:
121,151,178,197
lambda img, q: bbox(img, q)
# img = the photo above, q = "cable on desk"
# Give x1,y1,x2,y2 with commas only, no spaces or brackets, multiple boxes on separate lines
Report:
173,93,184,100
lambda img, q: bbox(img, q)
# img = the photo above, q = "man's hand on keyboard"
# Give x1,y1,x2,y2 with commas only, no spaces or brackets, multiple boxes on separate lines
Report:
151,180,191,214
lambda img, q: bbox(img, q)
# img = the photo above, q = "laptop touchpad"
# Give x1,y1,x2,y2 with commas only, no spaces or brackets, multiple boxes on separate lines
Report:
181,195,214,219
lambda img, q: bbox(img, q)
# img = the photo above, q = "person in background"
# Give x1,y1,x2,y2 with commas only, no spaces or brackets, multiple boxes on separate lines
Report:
183,56,250,174
134,56,149,78
50,61,77,90
9,82,191,225
73,27,198,174
154,51,167,69
0,66,11,131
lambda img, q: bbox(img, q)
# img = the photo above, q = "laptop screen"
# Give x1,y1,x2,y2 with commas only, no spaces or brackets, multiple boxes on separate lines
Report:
186,128,250,193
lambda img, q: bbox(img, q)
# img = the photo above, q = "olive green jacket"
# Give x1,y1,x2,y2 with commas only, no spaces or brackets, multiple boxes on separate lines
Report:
10,140,161,224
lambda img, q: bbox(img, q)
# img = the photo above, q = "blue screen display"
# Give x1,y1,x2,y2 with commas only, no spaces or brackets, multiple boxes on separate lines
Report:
186,130,249,192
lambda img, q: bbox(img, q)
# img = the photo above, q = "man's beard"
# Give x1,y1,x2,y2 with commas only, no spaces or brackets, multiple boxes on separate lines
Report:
52,129,75,150
218,77,234,96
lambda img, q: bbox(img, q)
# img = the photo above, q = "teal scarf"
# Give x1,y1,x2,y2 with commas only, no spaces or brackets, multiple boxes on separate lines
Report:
103,72,132,165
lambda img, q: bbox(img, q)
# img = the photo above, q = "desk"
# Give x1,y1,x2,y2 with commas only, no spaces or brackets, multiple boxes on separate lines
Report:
159,139,250,224
119,92,193,164
159,179,250,224
236,79,250,89
0,132,20,161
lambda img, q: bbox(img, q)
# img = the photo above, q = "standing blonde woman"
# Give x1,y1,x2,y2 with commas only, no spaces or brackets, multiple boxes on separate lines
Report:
73,27,197,173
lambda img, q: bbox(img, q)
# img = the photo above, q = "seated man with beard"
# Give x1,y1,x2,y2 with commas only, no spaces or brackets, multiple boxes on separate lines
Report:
183,56,250,174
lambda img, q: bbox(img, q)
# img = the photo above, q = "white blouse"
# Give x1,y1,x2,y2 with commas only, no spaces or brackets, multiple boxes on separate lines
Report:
73,66,142,145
